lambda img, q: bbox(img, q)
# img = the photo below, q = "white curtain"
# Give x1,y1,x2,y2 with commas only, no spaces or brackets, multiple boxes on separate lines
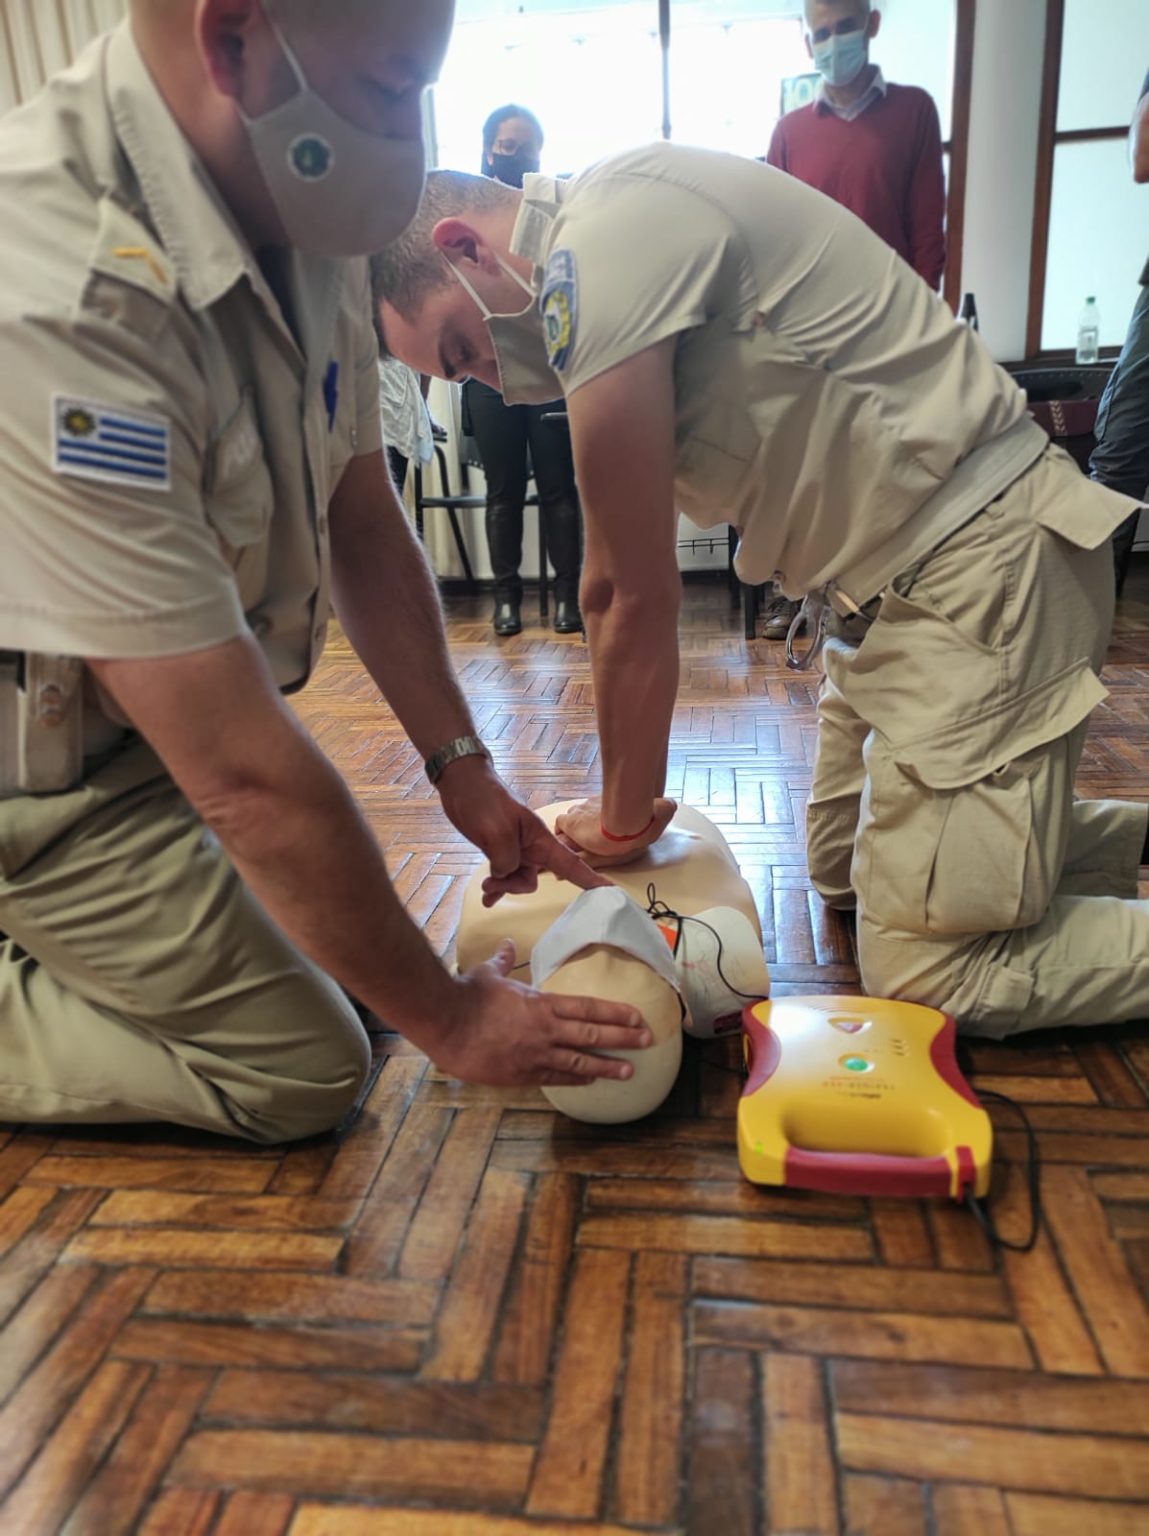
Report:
0,0,125,115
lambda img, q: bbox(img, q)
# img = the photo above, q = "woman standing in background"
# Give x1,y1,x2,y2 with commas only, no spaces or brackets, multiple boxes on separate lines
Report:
464,105,583,636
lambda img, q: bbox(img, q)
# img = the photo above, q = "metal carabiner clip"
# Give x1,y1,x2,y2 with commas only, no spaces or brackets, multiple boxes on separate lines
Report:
785,594,827,672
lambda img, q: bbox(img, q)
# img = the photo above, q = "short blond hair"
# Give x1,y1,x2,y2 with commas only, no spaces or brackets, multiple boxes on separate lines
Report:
369,170,518,339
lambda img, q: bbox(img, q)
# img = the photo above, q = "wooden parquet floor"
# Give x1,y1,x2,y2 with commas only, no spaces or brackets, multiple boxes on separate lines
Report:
3,575,1149,1535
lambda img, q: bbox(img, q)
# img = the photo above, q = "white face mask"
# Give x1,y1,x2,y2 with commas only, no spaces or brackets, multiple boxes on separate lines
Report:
238,6,427,258
444,251,560,405
531,888,682,993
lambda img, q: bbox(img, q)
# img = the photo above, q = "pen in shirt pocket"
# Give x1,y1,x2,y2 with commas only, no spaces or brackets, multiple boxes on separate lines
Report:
323,361,339,430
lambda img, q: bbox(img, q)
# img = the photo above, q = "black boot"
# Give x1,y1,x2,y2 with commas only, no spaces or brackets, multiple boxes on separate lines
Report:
545,497,583,633
553,598,582,634
486,503,524,637
493,597,522,636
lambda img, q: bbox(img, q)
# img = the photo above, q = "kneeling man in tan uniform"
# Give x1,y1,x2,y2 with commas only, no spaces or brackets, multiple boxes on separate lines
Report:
0,1,650,1143
374,146,1147,1037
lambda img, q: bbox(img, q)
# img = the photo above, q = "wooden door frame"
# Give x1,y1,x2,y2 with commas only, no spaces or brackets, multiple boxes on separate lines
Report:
943,0,977,312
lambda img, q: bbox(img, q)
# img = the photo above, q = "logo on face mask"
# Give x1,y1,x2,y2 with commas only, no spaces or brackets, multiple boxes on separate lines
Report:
289,135,334,181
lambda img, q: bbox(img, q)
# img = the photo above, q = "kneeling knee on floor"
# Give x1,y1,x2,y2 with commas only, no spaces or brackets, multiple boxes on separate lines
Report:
227,987,372,1143
856,925,978,1018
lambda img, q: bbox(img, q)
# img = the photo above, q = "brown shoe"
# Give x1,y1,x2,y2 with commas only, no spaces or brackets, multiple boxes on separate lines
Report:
762,596,802,641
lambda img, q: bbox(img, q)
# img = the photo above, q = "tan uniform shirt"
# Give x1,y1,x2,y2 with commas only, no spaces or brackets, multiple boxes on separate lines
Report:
0,23,382,755
517,144,1067,604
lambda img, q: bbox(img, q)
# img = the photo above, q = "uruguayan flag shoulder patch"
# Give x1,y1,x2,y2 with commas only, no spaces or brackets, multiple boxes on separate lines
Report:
52,396,171,492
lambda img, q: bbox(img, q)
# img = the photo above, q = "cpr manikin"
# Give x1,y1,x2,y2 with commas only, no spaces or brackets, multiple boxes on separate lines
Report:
456,802,770,1122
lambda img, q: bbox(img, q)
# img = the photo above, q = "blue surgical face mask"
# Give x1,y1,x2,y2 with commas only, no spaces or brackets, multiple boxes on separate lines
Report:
812,30,869,88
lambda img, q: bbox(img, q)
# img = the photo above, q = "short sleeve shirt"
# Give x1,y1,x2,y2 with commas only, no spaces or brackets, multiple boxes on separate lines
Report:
515,144,1052,603
0,23,382,747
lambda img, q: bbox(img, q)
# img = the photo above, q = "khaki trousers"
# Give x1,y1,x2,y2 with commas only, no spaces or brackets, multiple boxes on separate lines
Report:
0,741,370,1141
806,447,1149,1037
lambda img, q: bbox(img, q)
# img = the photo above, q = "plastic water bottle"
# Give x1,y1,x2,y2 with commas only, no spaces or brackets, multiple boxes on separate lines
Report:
1076,297,1100,365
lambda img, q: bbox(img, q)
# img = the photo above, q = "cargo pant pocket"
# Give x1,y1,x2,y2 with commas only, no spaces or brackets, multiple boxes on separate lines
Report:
855,738,1059,938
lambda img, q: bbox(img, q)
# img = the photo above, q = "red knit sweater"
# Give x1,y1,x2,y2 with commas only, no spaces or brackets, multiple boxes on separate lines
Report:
766,83,946,291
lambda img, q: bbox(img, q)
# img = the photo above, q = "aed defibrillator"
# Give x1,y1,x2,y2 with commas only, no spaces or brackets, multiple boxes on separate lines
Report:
738,995,993,1200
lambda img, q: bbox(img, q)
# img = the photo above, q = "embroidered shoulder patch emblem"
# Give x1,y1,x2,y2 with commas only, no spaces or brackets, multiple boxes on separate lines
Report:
52,396,171,492
542,248,578,372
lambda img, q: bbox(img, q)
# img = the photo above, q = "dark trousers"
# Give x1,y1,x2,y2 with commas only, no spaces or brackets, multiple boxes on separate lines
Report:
464,379,582,604
1091,282,1149,583
386,446,408,496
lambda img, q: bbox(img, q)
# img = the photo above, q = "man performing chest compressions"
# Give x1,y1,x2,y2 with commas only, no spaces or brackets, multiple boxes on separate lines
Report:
374,144,1149,1040
0,1,652,1143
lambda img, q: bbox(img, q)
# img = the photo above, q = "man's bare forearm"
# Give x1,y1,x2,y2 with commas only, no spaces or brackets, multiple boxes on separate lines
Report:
91,636,460,1045
584,587,680,834
331,462,476,759
199,707,461,1044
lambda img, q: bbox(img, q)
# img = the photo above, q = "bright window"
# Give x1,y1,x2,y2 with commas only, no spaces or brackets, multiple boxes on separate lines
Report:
433,3,667,176
1042,138,1146,351
432,0,957,176
1035,0,1149,352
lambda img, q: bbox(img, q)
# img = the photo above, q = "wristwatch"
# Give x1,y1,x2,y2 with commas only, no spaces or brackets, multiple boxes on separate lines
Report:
424,734,491,786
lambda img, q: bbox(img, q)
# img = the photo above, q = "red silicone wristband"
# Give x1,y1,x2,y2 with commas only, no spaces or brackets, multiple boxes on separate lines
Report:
599,815,656,844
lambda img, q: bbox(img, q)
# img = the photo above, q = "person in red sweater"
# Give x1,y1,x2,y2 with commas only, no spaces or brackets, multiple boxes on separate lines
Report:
768,0,945,287
760,0,947,640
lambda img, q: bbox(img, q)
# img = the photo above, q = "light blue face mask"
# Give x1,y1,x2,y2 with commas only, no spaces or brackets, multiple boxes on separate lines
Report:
812,29,869,88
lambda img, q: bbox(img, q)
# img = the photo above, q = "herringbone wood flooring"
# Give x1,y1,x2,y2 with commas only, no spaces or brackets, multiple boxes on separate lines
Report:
2,575,1149,1535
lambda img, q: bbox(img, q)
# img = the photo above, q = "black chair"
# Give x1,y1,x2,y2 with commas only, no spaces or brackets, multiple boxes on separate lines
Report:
411,433,479,592
415,414,554,618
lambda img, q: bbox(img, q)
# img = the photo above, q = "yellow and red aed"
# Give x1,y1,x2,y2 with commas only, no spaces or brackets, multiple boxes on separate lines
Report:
739,996,992,1200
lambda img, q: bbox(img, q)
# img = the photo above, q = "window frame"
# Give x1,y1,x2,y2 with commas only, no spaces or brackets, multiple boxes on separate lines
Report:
942,0,977,312
1026,0,1132,361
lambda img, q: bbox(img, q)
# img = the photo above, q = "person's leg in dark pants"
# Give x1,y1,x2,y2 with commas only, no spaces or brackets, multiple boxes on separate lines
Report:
526,404,583,632
386,446,409,496
466,380,530,635
1091,281,1149,593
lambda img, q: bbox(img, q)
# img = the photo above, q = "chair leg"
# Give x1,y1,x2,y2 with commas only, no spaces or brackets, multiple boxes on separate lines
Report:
728,527,741,608
416,447,476,590
743,582,759,640
412,466,425,542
